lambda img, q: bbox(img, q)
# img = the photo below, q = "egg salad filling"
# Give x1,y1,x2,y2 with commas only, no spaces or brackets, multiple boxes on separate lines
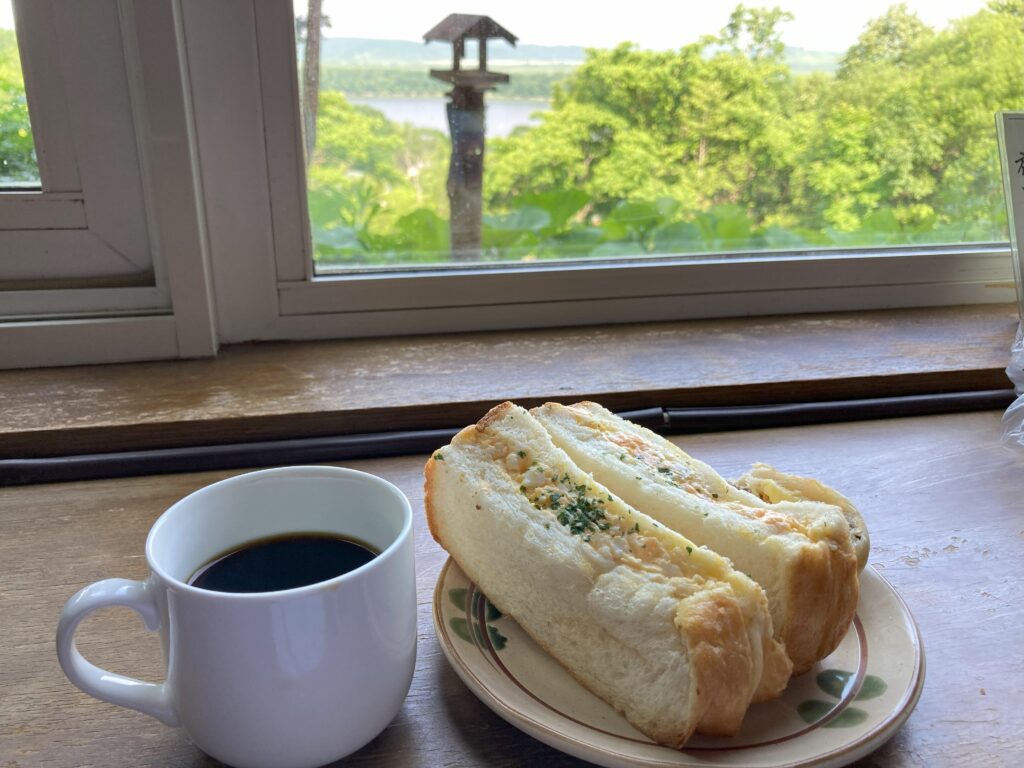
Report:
474,436,722,585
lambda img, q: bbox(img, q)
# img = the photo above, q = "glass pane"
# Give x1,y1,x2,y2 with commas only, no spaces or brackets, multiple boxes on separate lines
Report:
297,1,1022,271
0,1,39,187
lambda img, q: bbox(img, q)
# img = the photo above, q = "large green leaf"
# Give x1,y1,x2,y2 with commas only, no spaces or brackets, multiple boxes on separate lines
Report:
860,208,901,235
518,190,590,231
483,205,551,233
709,205,753,243
391,208,449,254
482,229,541,252
654,197,681,221
652,221,705,254
603,200,666,238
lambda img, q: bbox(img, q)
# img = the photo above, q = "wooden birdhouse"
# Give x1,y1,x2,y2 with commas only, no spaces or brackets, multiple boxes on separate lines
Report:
425,14,518,90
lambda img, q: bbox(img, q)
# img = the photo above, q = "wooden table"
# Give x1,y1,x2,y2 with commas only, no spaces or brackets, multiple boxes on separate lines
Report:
2,411,1022,767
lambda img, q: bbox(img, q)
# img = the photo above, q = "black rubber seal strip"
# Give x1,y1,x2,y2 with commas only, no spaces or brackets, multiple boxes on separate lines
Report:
0,428,461,487
0,391,1014,487
664,389,1016,432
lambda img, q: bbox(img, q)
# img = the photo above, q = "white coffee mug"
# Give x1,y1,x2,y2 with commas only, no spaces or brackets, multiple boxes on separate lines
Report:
56,466,417,768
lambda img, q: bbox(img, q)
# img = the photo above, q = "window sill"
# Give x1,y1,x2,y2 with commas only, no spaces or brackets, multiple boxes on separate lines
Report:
1,304,1017,458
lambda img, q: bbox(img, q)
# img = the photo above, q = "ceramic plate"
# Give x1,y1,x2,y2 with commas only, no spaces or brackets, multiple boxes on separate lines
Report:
433,560,924,768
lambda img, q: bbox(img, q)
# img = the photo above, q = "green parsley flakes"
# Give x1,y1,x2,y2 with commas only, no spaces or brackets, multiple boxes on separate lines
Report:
554,482,611,536
433,453,444,461
686,546,693,555
517,450,527,458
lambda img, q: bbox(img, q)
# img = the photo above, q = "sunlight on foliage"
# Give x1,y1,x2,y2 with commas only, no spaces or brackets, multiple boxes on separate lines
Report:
304,4,1023,265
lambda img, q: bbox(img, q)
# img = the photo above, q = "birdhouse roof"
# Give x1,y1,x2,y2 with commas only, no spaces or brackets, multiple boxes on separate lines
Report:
423,14,517,45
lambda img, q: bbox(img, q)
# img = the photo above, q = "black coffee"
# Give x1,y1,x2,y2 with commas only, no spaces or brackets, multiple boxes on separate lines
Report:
188,532,379,593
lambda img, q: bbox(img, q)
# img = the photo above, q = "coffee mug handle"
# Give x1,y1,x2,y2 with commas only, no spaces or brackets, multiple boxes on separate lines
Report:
56,578,179,726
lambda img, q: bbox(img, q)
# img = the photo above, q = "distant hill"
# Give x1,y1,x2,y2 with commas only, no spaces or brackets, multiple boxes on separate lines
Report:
316,36,841,74
785,46,840,75
319,37,582,66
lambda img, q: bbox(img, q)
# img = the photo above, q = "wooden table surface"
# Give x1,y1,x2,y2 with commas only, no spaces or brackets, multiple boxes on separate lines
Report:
2,411,1022,767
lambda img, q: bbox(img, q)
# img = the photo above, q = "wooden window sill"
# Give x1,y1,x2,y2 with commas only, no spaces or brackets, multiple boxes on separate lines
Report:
1,304,1017,458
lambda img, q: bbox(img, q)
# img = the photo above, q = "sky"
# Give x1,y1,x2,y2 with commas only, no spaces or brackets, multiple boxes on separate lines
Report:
0,1,990,52
294,0,989,52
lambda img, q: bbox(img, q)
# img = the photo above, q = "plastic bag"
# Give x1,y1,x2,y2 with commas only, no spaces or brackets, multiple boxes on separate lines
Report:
1002,322,1024,451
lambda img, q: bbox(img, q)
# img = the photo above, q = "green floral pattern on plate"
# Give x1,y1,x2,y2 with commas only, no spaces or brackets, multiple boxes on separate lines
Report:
449,587,507,651
798,669,888,727
448,583,888,726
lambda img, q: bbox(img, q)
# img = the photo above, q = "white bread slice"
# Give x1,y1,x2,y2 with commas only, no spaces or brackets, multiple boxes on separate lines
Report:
532,401,861,675
732,463,870,570
424,403,791,746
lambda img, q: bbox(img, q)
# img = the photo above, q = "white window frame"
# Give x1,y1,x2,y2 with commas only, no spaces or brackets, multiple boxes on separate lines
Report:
3,0,1018,368
0,0,215,369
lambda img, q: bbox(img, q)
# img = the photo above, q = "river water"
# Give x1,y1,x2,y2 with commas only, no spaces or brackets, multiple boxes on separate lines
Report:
349,97,549,137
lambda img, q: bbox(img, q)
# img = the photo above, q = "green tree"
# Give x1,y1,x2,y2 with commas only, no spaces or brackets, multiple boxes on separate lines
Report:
717,4,795,60
484,2,1023,251
487,10,799,226
306,92,450,263
838,4,933,75
794,3,1024,236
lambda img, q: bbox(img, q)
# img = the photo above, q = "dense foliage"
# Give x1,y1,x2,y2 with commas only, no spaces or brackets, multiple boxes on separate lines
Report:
0,29,37,184
4,5,1020,264
307,92,451,260
306,2,1024,266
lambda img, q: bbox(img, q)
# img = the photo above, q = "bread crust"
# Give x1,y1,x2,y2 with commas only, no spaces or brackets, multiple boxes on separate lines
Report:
779,539,859,674
676,590,754,736
424,401,789,746
532,400,863,675
423,422,478,545
734,463,870,571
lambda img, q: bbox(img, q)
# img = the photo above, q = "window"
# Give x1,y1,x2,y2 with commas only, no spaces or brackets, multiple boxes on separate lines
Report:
297,3,1023,272
296,1,1024,274
216,0,1013,343
1,1,1018,368
0,0,213,367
